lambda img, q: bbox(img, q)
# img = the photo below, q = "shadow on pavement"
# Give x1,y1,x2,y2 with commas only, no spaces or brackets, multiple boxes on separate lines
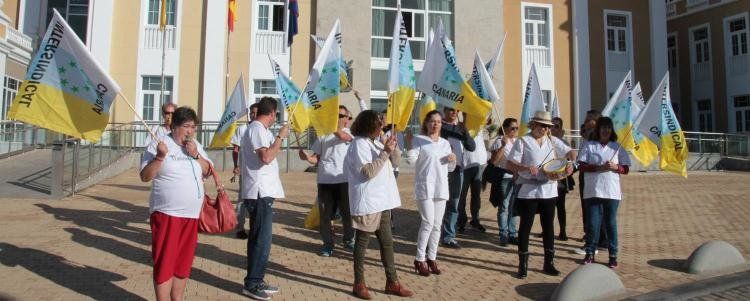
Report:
0,242,146,301
515,282,558,301
647,258,687,273
35,194,355,296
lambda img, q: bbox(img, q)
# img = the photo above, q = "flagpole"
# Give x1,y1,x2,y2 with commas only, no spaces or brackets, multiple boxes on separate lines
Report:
159,25,167,109
117,91,158,142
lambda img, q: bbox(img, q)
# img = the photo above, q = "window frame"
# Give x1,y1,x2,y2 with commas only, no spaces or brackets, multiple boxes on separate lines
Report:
140,76,174,122
725,13,749,57
146,0,177,27
521,4,551,48
256,0,286,33
371,0,452,61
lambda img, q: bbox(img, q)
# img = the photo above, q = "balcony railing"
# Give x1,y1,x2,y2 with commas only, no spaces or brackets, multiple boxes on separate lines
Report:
691,61,711,82
6,26,32,52
729,54,749,76
255,31,286,54
143,25,177,50
524,46,551,68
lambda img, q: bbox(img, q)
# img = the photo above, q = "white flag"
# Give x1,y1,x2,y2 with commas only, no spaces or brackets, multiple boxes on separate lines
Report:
602,70,633,117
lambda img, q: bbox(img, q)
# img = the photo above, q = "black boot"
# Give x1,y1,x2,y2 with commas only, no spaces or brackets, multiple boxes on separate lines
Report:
517,252,529,279
543,249,561,276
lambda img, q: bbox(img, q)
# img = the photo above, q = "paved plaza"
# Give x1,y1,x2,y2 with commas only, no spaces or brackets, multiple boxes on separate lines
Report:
0,168,749,300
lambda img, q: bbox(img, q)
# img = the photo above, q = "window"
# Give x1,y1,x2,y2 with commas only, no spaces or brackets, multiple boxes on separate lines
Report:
693,27,710,63
667,35,678,69
371,0,452,60
47,0,89,42
2,77,19,121
734,95,750,132
606,14,628,52
257,0,285,32
370,98,388,114
253,80,283,120
542,90,552,111
696,99,713,132
523,6,549,47
728,17,748,57
147,0,176,27
141,76,174,122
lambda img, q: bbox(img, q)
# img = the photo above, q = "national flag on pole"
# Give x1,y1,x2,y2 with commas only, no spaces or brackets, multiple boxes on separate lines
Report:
209,75,247,148
634,72,688,177
385,5,416,132
228,0,237,32
8,10,121,142
550,92,561,118
271,56,308,133
485,32,507,75
416,20,491,131
465,50,498,137
301,20,341,136
310,34,350,91
159,0,167,31
629,82,659,166
287,0,299,46
519,63,546,135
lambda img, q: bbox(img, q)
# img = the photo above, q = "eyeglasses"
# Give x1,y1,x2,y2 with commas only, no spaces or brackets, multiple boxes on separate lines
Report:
339,114,352,120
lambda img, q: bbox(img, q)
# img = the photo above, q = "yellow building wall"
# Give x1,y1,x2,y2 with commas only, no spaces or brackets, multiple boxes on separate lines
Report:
3,0,19,28
109,0,141,124
588,0,653,110
503,0,574,125
177,0,205,117
290,0,314,89
228,0,251,100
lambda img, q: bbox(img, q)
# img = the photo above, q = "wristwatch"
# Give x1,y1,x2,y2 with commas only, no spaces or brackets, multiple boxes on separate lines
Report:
192,153,200,160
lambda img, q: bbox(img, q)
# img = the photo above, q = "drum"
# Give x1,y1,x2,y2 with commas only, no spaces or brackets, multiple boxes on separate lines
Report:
542,159,570,181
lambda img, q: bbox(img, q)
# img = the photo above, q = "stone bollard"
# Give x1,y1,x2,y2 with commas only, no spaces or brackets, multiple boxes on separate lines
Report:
551,264,626,301
685,240,746,274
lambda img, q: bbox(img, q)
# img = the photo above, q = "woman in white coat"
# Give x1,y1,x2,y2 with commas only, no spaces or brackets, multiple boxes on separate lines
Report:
405,110,456,276
344,110,412,299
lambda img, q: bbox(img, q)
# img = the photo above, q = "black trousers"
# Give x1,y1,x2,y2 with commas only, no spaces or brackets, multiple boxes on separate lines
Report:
517,197,557,253
556,188,567,236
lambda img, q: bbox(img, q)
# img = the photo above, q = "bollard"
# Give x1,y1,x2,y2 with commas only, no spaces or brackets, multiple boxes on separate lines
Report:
685,240,746,274
551,264,626,301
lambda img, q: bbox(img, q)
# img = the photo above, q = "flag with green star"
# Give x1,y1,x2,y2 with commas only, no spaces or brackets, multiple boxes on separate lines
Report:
464,51,497,137
270,57,308,133
416,20,489,130
8,9,121,142
300,20,341,136
385,5,417,132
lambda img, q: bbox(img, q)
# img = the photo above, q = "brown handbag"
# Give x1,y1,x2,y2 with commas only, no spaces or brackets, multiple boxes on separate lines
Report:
198,165,237,233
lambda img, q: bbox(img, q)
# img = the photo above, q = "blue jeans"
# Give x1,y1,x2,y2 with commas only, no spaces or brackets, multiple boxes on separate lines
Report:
442,167,463,243
244,197,274,289
496,178,518,238
585,198,619,257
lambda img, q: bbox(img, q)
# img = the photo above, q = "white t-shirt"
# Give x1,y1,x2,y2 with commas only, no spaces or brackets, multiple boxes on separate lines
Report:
240,121,285,199
490,136,516,178
508,135,572,199
140,135,212,218
578,140,631,200
312,128,351,184
344,137,401,216
146,125,171,145
463,135,488,168
230,124,248,147
406,135,453,201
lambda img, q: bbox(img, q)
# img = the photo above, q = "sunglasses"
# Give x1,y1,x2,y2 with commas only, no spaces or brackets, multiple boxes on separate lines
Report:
508,127,519,131
552,125,561,129
338,114,352,120
538,124,551,129
163,111,174,115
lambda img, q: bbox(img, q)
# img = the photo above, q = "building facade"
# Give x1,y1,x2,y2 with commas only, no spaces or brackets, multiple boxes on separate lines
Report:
5,0,676,137
0,0,32,121
667,0,750,134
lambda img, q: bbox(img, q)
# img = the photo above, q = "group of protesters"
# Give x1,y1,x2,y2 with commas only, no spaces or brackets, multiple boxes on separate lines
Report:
138,95,632,300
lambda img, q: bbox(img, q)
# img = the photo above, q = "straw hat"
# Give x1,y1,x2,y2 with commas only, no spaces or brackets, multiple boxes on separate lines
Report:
530,111,554,126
